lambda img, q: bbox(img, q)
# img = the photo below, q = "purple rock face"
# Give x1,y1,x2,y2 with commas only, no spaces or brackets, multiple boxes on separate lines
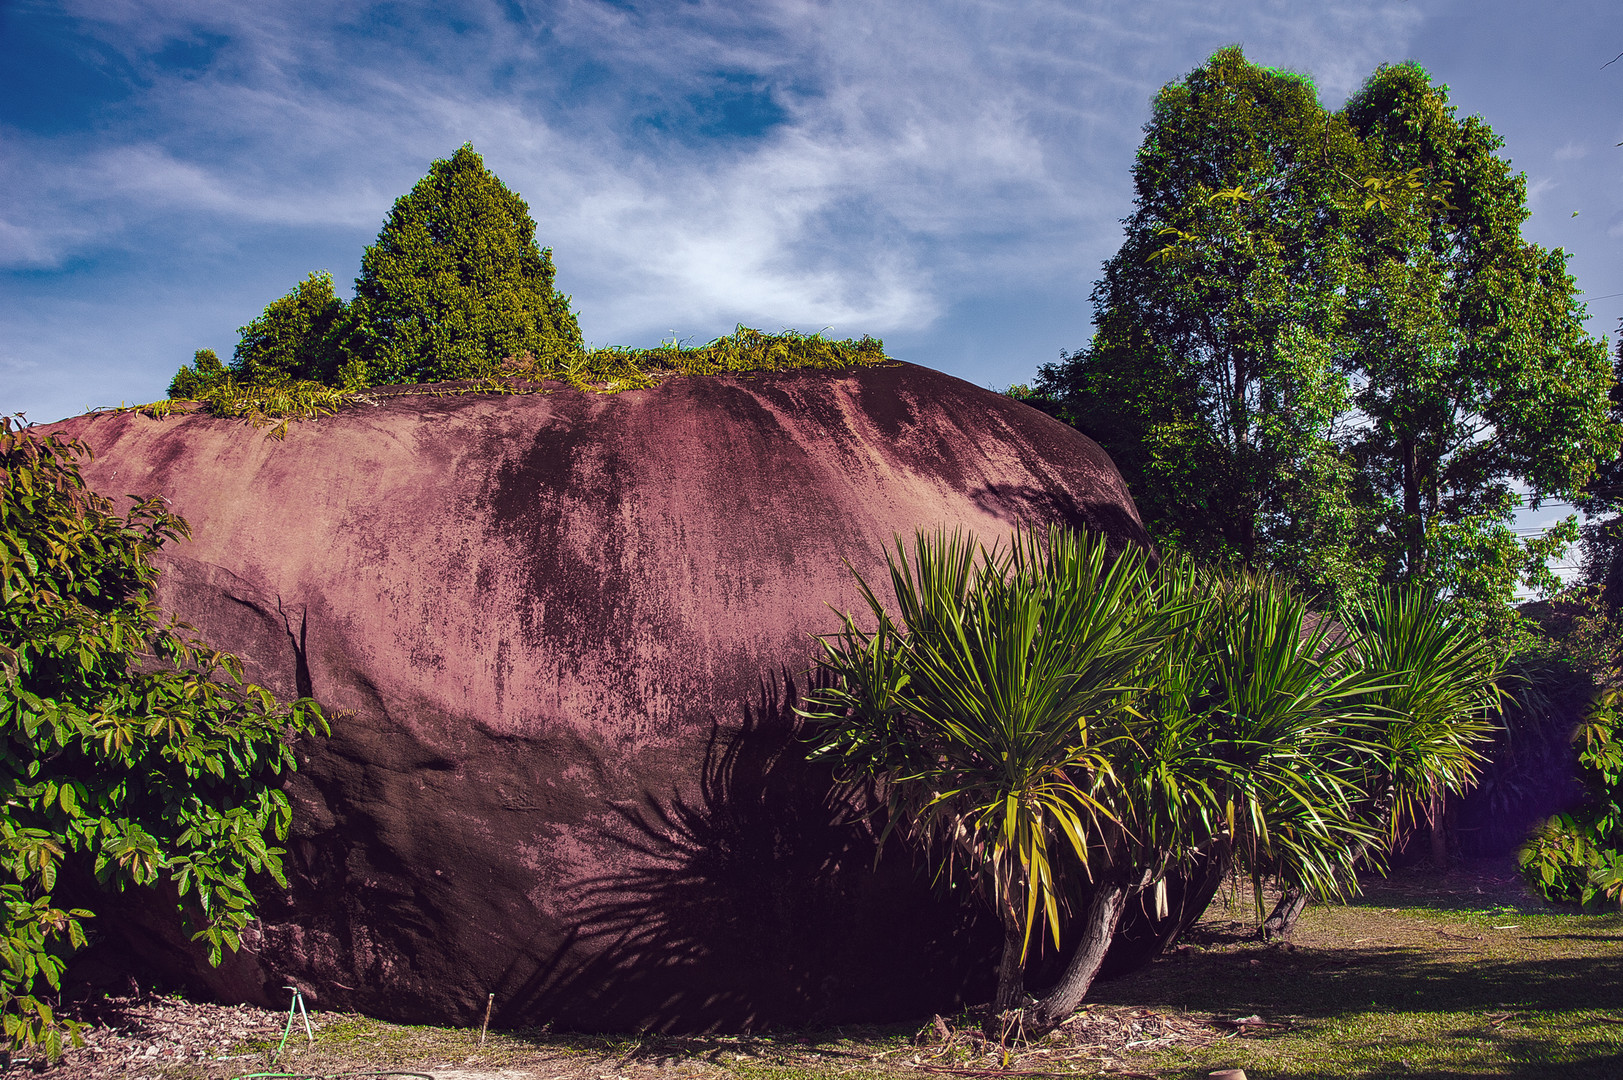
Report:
52,362,1149,1031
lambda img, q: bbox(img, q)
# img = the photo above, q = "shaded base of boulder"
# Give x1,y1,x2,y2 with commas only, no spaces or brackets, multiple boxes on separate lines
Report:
96,675,1004,1031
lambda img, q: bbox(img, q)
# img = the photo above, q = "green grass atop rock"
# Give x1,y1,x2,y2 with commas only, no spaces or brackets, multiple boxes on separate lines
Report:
131,327,892,435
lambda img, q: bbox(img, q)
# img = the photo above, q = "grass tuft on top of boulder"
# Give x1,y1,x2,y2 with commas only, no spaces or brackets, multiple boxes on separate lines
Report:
136,326,892,431
583,325,888,382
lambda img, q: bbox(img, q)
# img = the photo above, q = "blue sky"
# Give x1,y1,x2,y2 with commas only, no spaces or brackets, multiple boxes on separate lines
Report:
3,0,1620,437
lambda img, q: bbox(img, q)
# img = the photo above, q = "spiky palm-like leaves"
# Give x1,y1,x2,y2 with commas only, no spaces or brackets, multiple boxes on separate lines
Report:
803,527,1162,1011
1025,566,1383,1026
1258,585,1501,938
1343,586,1501,835
1123,566,1381,900
805,530,1393,1030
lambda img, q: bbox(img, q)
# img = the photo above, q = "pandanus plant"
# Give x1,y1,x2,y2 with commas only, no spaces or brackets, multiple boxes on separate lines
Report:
1079,562,1386,995
803,527,1390,1034
801,526,1164,1016
1262,585,1503,937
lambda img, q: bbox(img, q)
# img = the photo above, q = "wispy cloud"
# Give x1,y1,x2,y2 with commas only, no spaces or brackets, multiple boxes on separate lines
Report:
4,0,1441,419
6,1,1422,281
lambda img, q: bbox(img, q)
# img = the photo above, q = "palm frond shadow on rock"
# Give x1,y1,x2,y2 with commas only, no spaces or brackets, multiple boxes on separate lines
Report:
495,671,999,1033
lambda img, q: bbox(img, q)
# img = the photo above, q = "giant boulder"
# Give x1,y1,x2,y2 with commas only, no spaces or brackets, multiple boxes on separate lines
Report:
56,362,1150,1031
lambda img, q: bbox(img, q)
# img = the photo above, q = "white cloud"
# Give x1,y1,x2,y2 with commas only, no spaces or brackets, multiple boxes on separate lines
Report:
1525,175,1559,208
4,0,1436,417
0,216,75,269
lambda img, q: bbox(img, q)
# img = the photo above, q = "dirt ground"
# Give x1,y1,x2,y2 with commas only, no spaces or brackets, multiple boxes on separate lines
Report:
26,856,1582,1080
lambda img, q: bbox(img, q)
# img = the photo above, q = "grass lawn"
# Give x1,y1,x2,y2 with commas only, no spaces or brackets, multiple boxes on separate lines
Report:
1088,864,1623,1078
54,861,1623,1080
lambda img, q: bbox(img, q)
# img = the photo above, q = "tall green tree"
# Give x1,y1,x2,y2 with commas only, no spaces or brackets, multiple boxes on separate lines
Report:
1038,48,1368,605
0,419,326,1057
348,143,582,384
1571,323,1623,600
1340,63,1617,619
1037,51,1618,619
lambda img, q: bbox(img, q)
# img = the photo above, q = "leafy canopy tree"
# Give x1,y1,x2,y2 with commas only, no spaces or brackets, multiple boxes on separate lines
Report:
1340,63,1617,619
0,419,326,1057
348,143,582,385
1572,321,1623,602
1038,48,1369,605
1036,50,1617,618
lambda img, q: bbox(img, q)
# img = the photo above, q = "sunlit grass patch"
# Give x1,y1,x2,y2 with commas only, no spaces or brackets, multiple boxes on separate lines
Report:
1101,878,1623,1079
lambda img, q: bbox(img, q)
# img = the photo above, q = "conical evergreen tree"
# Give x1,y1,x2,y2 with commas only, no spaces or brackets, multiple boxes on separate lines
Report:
349,144,581,384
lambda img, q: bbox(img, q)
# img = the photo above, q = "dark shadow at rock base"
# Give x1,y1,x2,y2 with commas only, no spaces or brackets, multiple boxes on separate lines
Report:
497,671,1000,1031
88,672,1000,1033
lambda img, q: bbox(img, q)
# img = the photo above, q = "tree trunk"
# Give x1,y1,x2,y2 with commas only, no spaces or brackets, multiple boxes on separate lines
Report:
1144,850,1228,959
1261,885,1307,941
1100,848,1229,979
1402,437,1422,575
1019,879,1132,1035
993,896,1026,1014
1429,788,1450,867
1264,790,1396,943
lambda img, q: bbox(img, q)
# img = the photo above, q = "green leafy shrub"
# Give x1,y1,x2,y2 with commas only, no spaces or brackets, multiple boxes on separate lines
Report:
0,418,327,1058
515,325,889,391
1520,691,1623,909
167,349,230,401
229,270,354,386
